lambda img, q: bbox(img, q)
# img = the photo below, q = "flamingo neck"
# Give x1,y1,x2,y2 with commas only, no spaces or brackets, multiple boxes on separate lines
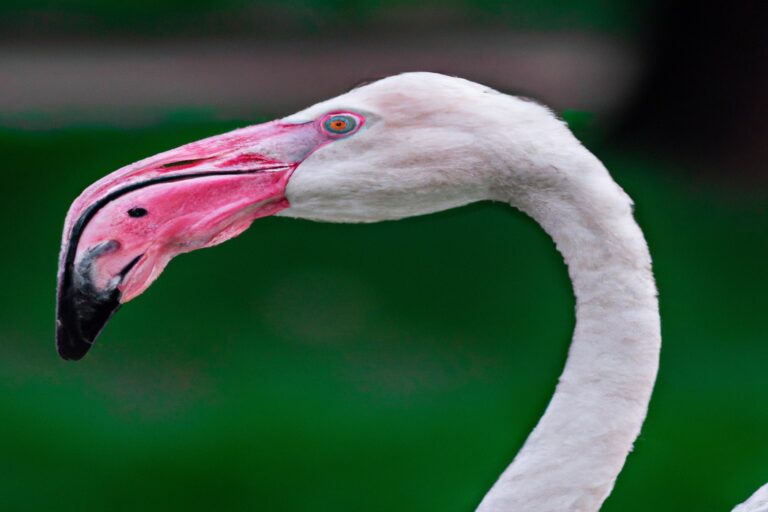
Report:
478,148,661,512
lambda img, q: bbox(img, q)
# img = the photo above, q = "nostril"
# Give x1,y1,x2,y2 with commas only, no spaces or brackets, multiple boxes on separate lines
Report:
127,207,148,218
161,157,212,169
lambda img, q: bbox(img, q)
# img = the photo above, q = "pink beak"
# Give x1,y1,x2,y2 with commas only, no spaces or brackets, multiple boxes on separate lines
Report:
56,120,328,360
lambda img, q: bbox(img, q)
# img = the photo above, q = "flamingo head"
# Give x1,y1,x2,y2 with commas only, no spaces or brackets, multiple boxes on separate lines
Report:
57,72,560,360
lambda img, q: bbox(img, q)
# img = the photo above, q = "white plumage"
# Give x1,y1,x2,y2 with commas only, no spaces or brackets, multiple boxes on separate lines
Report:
279,73,767,511
734,484,768,512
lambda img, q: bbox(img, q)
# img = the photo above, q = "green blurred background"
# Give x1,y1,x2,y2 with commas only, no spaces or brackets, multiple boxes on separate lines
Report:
1,1,767,511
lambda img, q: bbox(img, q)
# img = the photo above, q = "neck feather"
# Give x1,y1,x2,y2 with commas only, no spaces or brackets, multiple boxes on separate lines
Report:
478,140,661,512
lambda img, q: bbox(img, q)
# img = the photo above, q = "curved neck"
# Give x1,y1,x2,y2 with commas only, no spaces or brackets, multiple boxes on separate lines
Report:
478,148,661,512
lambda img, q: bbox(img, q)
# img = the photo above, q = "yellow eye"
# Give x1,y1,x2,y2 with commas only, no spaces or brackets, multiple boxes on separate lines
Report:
323,114,357,134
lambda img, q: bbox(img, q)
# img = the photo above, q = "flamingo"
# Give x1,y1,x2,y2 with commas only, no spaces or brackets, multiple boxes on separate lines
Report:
56,72,767,512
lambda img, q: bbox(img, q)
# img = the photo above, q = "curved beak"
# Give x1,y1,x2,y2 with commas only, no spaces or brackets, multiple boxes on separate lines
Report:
56,120,323,360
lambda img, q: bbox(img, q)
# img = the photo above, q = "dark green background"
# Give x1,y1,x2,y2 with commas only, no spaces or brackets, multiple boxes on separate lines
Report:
1,120,766,511
2,0,768,510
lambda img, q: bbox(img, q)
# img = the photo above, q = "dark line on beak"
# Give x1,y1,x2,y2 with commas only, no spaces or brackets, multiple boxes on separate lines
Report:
57,165,288,360
119,254,143,279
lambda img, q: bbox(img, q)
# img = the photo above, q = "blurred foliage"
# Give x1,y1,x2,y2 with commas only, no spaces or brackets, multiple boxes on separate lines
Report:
0,119,767,511
0,0,646,35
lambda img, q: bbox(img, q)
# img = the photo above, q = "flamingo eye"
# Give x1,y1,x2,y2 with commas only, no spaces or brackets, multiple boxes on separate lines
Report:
323,114,357,135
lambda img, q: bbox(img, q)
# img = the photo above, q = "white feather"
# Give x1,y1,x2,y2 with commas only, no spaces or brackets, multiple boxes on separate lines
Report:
278,72,765,511
735,484,768,512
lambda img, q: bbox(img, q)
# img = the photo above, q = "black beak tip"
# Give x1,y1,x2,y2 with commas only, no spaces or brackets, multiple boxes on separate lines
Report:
55,284,121,361
56,239,133,361
56,320,95,361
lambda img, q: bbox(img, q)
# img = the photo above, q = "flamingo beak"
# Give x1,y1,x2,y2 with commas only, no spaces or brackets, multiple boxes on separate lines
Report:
56,120,325,360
